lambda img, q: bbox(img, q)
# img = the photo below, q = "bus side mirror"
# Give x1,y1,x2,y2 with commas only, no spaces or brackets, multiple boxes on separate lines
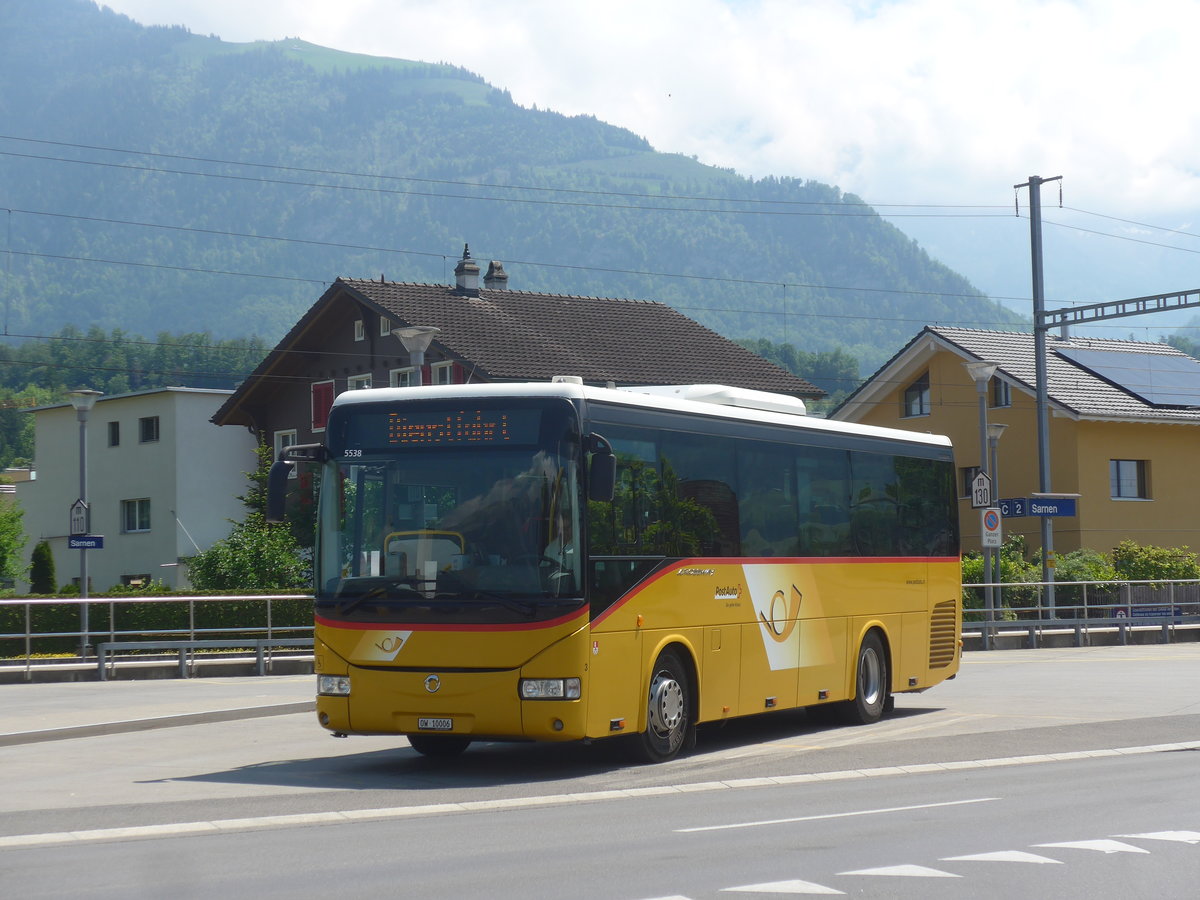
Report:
266,443,328,523
587,433,616,503
266,460,293,523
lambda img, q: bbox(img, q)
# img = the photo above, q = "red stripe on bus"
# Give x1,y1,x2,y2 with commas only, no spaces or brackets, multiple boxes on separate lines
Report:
316,607,588,633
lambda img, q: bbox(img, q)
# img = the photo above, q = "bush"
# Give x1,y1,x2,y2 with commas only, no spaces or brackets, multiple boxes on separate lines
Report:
29,540,56,594
1111,541,1200,582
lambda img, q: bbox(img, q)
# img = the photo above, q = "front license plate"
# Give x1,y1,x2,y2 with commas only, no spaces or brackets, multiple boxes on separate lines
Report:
418,717,453,731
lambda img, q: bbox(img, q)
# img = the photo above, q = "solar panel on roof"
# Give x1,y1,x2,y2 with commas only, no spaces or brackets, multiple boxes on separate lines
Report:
1056,346,1200,408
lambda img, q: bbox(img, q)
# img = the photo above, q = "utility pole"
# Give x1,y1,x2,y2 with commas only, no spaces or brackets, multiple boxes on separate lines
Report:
1015,174,1062,617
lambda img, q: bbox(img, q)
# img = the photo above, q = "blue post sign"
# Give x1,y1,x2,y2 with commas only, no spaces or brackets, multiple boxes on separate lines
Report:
68,535,104,550
999,497,1077,517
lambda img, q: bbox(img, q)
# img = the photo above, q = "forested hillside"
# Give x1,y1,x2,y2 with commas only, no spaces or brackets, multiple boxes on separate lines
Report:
1,0,1026,386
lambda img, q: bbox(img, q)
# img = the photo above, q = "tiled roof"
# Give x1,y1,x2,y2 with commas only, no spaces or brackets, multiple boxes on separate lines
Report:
338,279,821,395
841,325,1200,424
213,277,820,426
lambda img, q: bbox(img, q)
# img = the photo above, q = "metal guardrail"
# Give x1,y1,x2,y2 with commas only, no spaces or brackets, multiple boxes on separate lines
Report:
962,578,1200,649
3,581,1199,678
0,594,314,680
96,637,315,680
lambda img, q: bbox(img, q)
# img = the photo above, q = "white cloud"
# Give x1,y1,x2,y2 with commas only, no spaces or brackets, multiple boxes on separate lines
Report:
98,0,1200,224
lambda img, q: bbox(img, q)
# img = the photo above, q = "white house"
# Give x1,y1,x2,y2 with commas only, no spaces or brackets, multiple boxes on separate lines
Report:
18,388,258,592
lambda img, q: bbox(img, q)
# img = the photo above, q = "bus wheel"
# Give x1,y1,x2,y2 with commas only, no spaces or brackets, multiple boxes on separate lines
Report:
408,734,472,758
843,631,888,725
637,648,695,763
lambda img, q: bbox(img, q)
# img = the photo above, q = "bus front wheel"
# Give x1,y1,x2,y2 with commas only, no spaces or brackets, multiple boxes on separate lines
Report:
407,734,472,758
843,631,889,725
637,648,696,763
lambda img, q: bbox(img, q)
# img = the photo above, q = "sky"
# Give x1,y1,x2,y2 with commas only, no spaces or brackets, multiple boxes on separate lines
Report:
95,0,1200,329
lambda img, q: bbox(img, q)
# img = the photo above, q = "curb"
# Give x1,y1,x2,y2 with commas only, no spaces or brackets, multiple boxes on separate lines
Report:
0,701,314,748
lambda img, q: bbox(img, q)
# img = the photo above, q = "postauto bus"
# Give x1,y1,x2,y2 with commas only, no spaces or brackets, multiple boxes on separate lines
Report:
268,379,960,762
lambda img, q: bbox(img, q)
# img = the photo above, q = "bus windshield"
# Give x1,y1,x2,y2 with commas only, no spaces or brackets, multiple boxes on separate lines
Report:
315,399,583,625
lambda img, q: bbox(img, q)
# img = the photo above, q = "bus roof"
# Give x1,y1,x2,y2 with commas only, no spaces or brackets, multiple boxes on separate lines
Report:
330,380,953,450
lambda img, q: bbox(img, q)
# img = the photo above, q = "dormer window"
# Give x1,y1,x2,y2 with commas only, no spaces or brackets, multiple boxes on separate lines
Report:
902,372,930,418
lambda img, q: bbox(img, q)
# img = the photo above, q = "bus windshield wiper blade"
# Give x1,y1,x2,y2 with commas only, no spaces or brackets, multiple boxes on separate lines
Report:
338,583,425,614
450,591,538,616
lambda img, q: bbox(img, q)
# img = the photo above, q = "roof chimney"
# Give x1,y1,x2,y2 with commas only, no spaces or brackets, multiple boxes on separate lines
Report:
484,260,508,291
454,244,480,296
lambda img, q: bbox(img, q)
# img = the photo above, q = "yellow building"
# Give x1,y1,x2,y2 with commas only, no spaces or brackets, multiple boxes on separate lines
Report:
831,326,1200,556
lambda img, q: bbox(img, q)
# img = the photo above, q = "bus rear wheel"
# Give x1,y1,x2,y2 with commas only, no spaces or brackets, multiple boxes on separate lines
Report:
842,631,888,725
407,734,472,758
636,648,695,763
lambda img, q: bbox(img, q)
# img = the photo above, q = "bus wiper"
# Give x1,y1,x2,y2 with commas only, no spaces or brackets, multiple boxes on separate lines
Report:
448,590,538,617
338,582,426,614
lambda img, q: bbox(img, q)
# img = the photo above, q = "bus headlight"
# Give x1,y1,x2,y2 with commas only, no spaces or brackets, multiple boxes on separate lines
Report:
318,674,351,696
519,677,581,700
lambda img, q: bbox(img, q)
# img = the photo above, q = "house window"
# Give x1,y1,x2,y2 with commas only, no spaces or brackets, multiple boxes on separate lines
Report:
354,319,365,341
959,466,981,499
138,416,159,443
107,421,120,447
121,498,151,533
347,374,372,391
991,378,1011,408
273,429,298,460
431,362,454,385
390,367,413,388
902,372,930,417
1110,459,1149,499
311,380,335,432
379,316,391,337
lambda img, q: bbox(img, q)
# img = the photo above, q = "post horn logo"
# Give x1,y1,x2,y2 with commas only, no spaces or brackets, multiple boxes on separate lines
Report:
759,584,802,642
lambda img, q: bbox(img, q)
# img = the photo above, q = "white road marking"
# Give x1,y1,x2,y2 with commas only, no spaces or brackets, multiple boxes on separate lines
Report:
721,878,844,894
1035,839,1151,854
1116,830,1200,844
840,864,960,877
1,739,1196,851
941,850,1063,864
676,797,997,833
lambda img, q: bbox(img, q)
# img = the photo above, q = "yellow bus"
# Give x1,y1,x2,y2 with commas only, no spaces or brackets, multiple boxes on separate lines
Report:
269,380,960,762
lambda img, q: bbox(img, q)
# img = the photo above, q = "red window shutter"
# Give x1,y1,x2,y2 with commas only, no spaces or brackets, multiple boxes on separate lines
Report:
311,380,335,430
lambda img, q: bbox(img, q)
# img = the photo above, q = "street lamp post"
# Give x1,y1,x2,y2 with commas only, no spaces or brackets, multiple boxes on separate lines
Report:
68,388,102,658
987,422,1008,633
391,326,441,387
964,361,997,649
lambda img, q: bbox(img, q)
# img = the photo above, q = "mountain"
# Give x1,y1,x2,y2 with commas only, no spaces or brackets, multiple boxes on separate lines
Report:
0,0,1026,374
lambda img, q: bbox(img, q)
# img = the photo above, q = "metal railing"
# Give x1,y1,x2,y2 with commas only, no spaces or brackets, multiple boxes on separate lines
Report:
962,578,1200,648
0,594,314,680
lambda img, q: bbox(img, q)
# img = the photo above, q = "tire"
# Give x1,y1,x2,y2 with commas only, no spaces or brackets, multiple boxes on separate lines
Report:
636,648,696,763
842,631,889,725
407,733,472,758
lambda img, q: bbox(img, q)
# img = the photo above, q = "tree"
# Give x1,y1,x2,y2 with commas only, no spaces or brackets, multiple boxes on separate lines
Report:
185,444,306,591
29,539,55,594
0,495,27,588
186,513,306,591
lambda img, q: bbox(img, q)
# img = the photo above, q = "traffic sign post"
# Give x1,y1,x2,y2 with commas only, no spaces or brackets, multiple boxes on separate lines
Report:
970,472,992,508
981,507,1002,548
69,499,89,537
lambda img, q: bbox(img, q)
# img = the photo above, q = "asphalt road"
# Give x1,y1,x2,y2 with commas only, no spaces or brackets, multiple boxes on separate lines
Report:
1,645,1198,898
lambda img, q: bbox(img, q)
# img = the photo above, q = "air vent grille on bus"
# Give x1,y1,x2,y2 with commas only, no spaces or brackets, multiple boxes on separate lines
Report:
929,599,958,669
